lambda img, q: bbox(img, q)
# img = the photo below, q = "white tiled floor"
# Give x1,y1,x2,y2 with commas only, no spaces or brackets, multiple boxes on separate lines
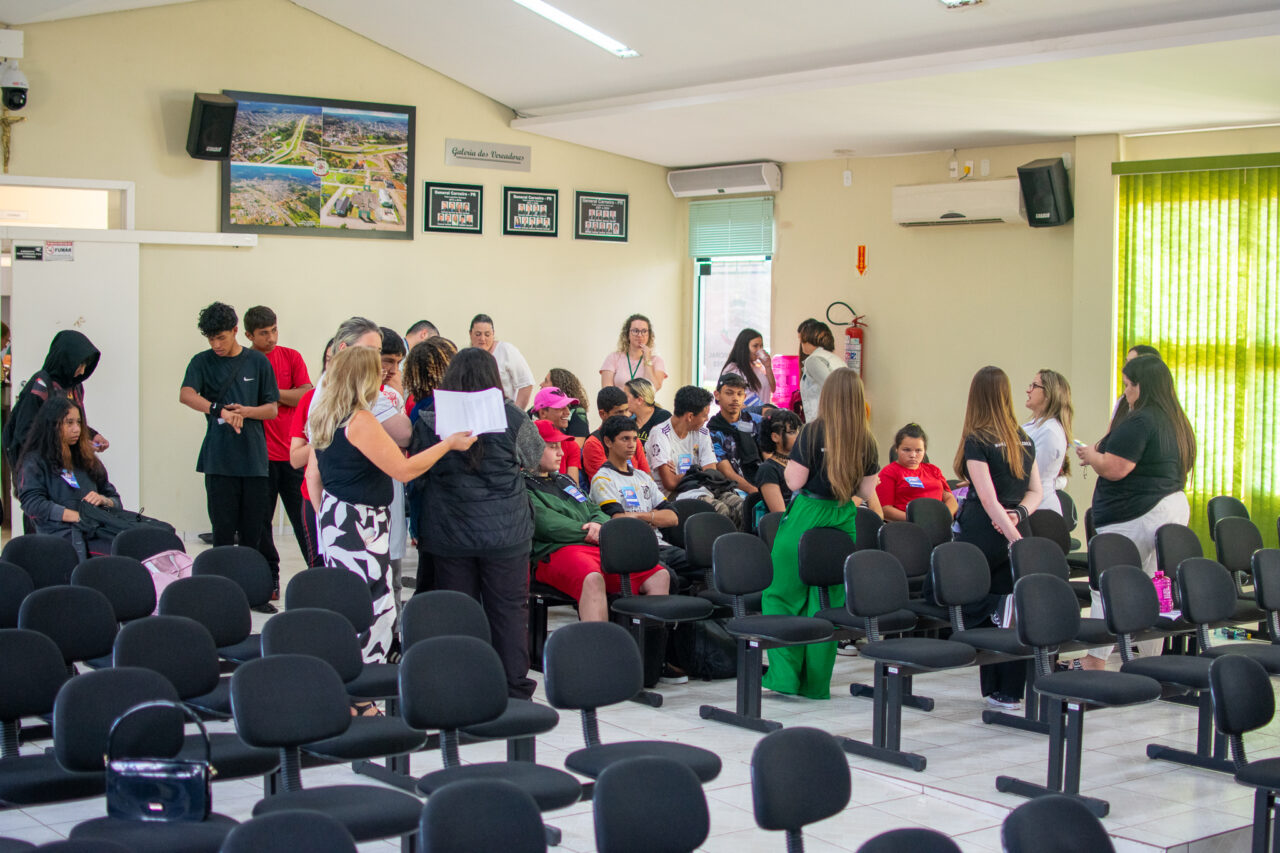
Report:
3,544,1271,852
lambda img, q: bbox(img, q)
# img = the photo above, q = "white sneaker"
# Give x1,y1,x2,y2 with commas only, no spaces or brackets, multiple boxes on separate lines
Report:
659,665,689,684
984,693,1021,710
836,640,858,657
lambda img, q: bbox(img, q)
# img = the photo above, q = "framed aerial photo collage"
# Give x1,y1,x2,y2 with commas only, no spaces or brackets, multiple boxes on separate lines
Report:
221,91,415,240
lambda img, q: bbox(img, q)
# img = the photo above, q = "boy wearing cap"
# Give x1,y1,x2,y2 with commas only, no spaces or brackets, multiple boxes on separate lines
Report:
532,386,582,482
526,419,669,622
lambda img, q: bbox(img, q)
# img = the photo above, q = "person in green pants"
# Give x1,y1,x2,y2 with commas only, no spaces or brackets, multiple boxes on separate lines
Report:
761,368,882,699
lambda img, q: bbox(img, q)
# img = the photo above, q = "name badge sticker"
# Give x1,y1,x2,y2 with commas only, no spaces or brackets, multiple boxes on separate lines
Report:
904,476,925,489
676,453,694,475
620,486,641,511
562,483,587,503
60,469,80,489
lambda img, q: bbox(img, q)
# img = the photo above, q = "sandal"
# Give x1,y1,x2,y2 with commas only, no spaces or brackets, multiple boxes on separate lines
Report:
350,701,383,717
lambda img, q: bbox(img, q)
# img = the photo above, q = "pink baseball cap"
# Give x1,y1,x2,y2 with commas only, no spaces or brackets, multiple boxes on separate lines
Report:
533,387,578,410
534,419,571,444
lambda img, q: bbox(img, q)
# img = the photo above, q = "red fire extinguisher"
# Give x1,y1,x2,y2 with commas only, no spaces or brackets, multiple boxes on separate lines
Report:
826,301,868,378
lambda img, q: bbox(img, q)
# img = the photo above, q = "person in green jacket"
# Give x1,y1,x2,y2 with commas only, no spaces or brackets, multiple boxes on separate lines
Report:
526,419,669,621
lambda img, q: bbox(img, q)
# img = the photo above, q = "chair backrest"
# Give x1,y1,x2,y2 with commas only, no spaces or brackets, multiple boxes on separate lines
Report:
36,841,130,853
1087,533,1141,591
844,550,909,620
1098,564,1160,638
111,527,185,562
664,500,717,549
711,532,774,597
1208,654,1274,738
398,635,509,732
543,620,642,711
1214,516,1264,575
855,505,883,551
929,541,993,609
18,585,118,665
1175,558,1238,627
419,779,547,853
112,615,221,701
1000,794,1116,853
260,608,364,683
758,512,784,550
284,568,374,634
71,556,156,623
1057,490,1078,534
1012,574,1080,649
683,512,737,573
1084,507,1096,541
53,666,183,772
0,560,34,628
1207,495,1250,541
401,589,490,651
158,574,251,648
230,654,352,748
1009,537,1070,583
599,517,661,581
750,727,851,834
219,811,357,853
1155,523,1203,576
192,545,273,607
1253,549,1280,614
594,756,709,853
0,629,69,728
1026,510,1071,555
857,828,962,853
877,521,931,581
1,534,79,589
797,527,855,588
906,498,953,549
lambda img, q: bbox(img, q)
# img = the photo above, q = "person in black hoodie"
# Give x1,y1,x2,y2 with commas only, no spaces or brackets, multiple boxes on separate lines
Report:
410,347,545,699
17,397,120,559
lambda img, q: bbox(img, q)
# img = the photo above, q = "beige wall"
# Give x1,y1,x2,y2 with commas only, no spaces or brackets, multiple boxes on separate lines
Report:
12,0,686,532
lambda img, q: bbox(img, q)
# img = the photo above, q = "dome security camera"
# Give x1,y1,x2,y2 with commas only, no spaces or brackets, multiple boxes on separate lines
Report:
0,59,28,111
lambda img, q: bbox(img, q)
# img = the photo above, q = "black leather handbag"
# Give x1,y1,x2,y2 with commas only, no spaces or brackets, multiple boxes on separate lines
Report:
105,700,214,822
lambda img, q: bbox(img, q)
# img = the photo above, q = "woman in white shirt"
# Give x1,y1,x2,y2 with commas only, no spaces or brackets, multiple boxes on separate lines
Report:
469,313,535,409
1022,368,1074,514
798,321,845,422
600,313,667,392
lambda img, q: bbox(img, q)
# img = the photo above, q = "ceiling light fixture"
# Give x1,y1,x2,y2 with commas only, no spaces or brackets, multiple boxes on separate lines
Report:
510,0,639,58
938,0,984,8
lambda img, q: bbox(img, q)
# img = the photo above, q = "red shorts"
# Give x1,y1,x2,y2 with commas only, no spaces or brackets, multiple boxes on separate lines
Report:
536,543,665,601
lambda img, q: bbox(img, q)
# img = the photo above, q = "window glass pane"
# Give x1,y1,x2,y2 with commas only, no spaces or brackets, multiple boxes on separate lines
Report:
696,257,771,388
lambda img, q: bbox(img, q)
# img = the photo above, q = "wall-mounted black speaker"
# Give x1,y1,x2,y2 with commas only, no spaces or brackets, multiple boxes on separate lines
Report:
1017,158,1073,227
185,93,237,160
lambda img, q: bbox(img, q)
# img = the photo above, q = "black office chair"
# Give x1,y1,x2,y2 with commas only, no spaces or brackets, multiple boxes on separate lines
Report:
71,556,156,625
1207,654,1280,853
1216,516,1265,599
159,574,259,665
856,829,961,853
855,505,884,551
0,561,34,628
18,585,118,670
995,574,1162,817
193,545,276,614
1027,510,1072,555
1,535,78,589
593,757,710,853
418,779,547,853
1000,794,1115,853
758,512,784,550
1155,522,1265,629
906,497,953,549
1178,558,1280,672
837,550,975,772
662,499,717,550
686,511,751,609
111,527,184,562
879,522,951,627
284,568,375,636
1009,537,1114,650
698,532,834,732
218,810,357,853
751,727,851,853
1208,495,1250,541
1253,550,1280,644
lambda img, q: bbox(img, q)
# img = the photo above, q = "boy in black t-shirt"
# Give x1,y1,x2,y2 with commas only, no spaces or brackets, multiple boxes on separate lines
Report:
179,303,279,592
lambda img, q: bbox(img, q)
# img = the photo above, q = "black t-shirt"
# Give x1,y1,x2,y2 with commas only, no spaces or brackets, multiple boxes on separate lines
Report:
636,407,671,445
789,421,879,501
956,430,1035,527
566,407,590,439
754,457,792,505
1092,407,1184,526
182,348,278,477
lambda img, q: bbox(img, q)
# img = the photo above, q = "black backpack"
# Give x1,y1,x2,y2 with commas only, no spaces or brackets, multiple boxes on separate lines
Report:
76,502,175,540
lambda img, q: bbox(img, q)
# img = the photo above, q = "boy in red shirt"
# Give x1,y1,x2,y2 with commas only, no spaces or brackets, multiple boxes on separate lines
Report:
244,305,313,599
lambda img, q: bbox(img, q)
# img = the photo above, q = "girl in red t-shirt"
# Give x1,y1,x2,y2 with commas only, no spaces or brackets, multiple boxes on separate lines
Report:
875,423,958,521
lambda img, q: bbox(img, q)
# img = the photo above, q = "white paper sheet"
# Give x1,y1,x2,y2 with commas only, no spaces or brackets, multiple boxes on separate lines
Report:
433,388,508,436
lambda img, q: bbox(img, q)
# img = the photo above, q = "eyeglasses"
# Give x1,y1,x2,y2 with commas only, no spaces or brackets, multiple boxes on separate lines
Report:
628,328,649,336
1029,382,1045,391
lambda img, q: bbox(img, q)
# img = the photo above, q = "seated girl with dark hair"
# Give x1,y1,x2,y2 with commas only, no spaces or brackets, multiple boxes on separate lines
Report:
754,409,801,515
875,423,958,522
16,396,120,560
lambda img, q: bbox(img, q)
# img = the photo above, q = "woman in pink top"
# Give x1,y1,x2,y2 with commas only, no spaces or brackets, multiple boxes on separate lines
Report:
600,313,667,392
875,423,958,522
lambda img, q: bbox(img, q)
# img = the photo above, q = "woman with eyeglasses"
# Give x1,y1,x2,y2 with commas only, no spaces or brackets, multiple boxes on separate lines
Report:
624,377,671,445
875,423,957,522
601,314,667,392
1022,369,1074,514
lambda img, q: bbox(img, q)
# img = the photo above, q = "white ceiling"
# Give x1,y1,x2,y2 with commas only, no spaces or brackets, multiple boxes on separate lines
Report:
4,0,1279,167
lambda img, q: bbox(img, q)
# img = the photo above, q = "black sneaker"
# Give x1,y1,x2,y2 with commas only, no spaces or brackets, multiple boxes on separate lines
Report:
659,664,689,684
252,602,278,614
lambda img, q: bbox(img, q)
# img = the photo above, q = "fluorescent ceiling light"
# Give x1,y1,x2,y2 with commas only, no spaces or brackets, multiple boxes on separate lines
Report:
510,0,640,58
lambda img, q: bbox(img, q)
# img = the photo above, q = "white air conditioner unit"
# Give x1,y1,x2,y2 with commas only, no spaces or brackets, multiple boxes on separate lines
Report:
667,162,781,198
891,178,1025,226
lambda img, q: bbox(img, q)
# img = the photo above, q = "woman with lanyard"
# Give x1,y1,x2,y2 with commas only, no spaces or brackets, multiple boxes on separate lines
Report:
720,328,775,409
1076,354,1195,669
601,313,667,392
624,378,671,446
763,367,881,700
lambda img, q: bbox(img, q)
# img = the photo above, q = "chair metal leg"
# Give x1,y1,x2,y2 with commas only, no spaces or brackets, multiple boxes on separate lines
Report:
1046,699,1066,793
849,677,934,712
528,598,548,672
1146,691,1235,773
545,823,562,847
983,660,1049,734
838,664,928,772
1253,790,1272,853
508,736,535,762
353,758,419,793
1062,703,1086,796
995,698,1110,818
700,639,782,733
625,616,663,707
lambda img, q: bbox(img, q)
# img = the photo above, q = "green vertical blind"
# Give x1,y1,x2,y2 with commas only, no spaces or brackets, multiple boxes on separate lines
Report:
1117,166,1280,547
688,197,774,257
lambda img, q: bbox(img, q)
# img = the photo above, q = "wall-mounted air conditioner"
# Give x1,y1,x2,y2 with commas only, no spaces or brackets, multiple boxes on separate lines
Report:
667,162,781,198
891,178,1025,226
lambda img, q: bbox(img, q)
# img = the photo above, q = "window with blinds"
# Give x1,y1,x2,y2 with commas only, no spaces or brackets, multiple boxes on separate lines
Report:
688,197,774,257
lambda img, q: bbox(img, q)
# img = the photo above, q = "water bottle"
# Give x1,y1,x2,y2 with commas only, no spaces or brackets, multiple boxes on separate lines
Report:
1151,571,1174,614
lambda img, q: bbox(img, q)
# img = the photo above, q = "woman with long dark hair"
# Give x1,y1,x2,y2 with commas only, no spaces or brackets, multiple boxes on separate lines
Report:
953,366,1042,709
1077,353,1195,667
16,396,119,560
410,347,547,698
764,368,881,700
720,328,775,408
404,335,458,594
